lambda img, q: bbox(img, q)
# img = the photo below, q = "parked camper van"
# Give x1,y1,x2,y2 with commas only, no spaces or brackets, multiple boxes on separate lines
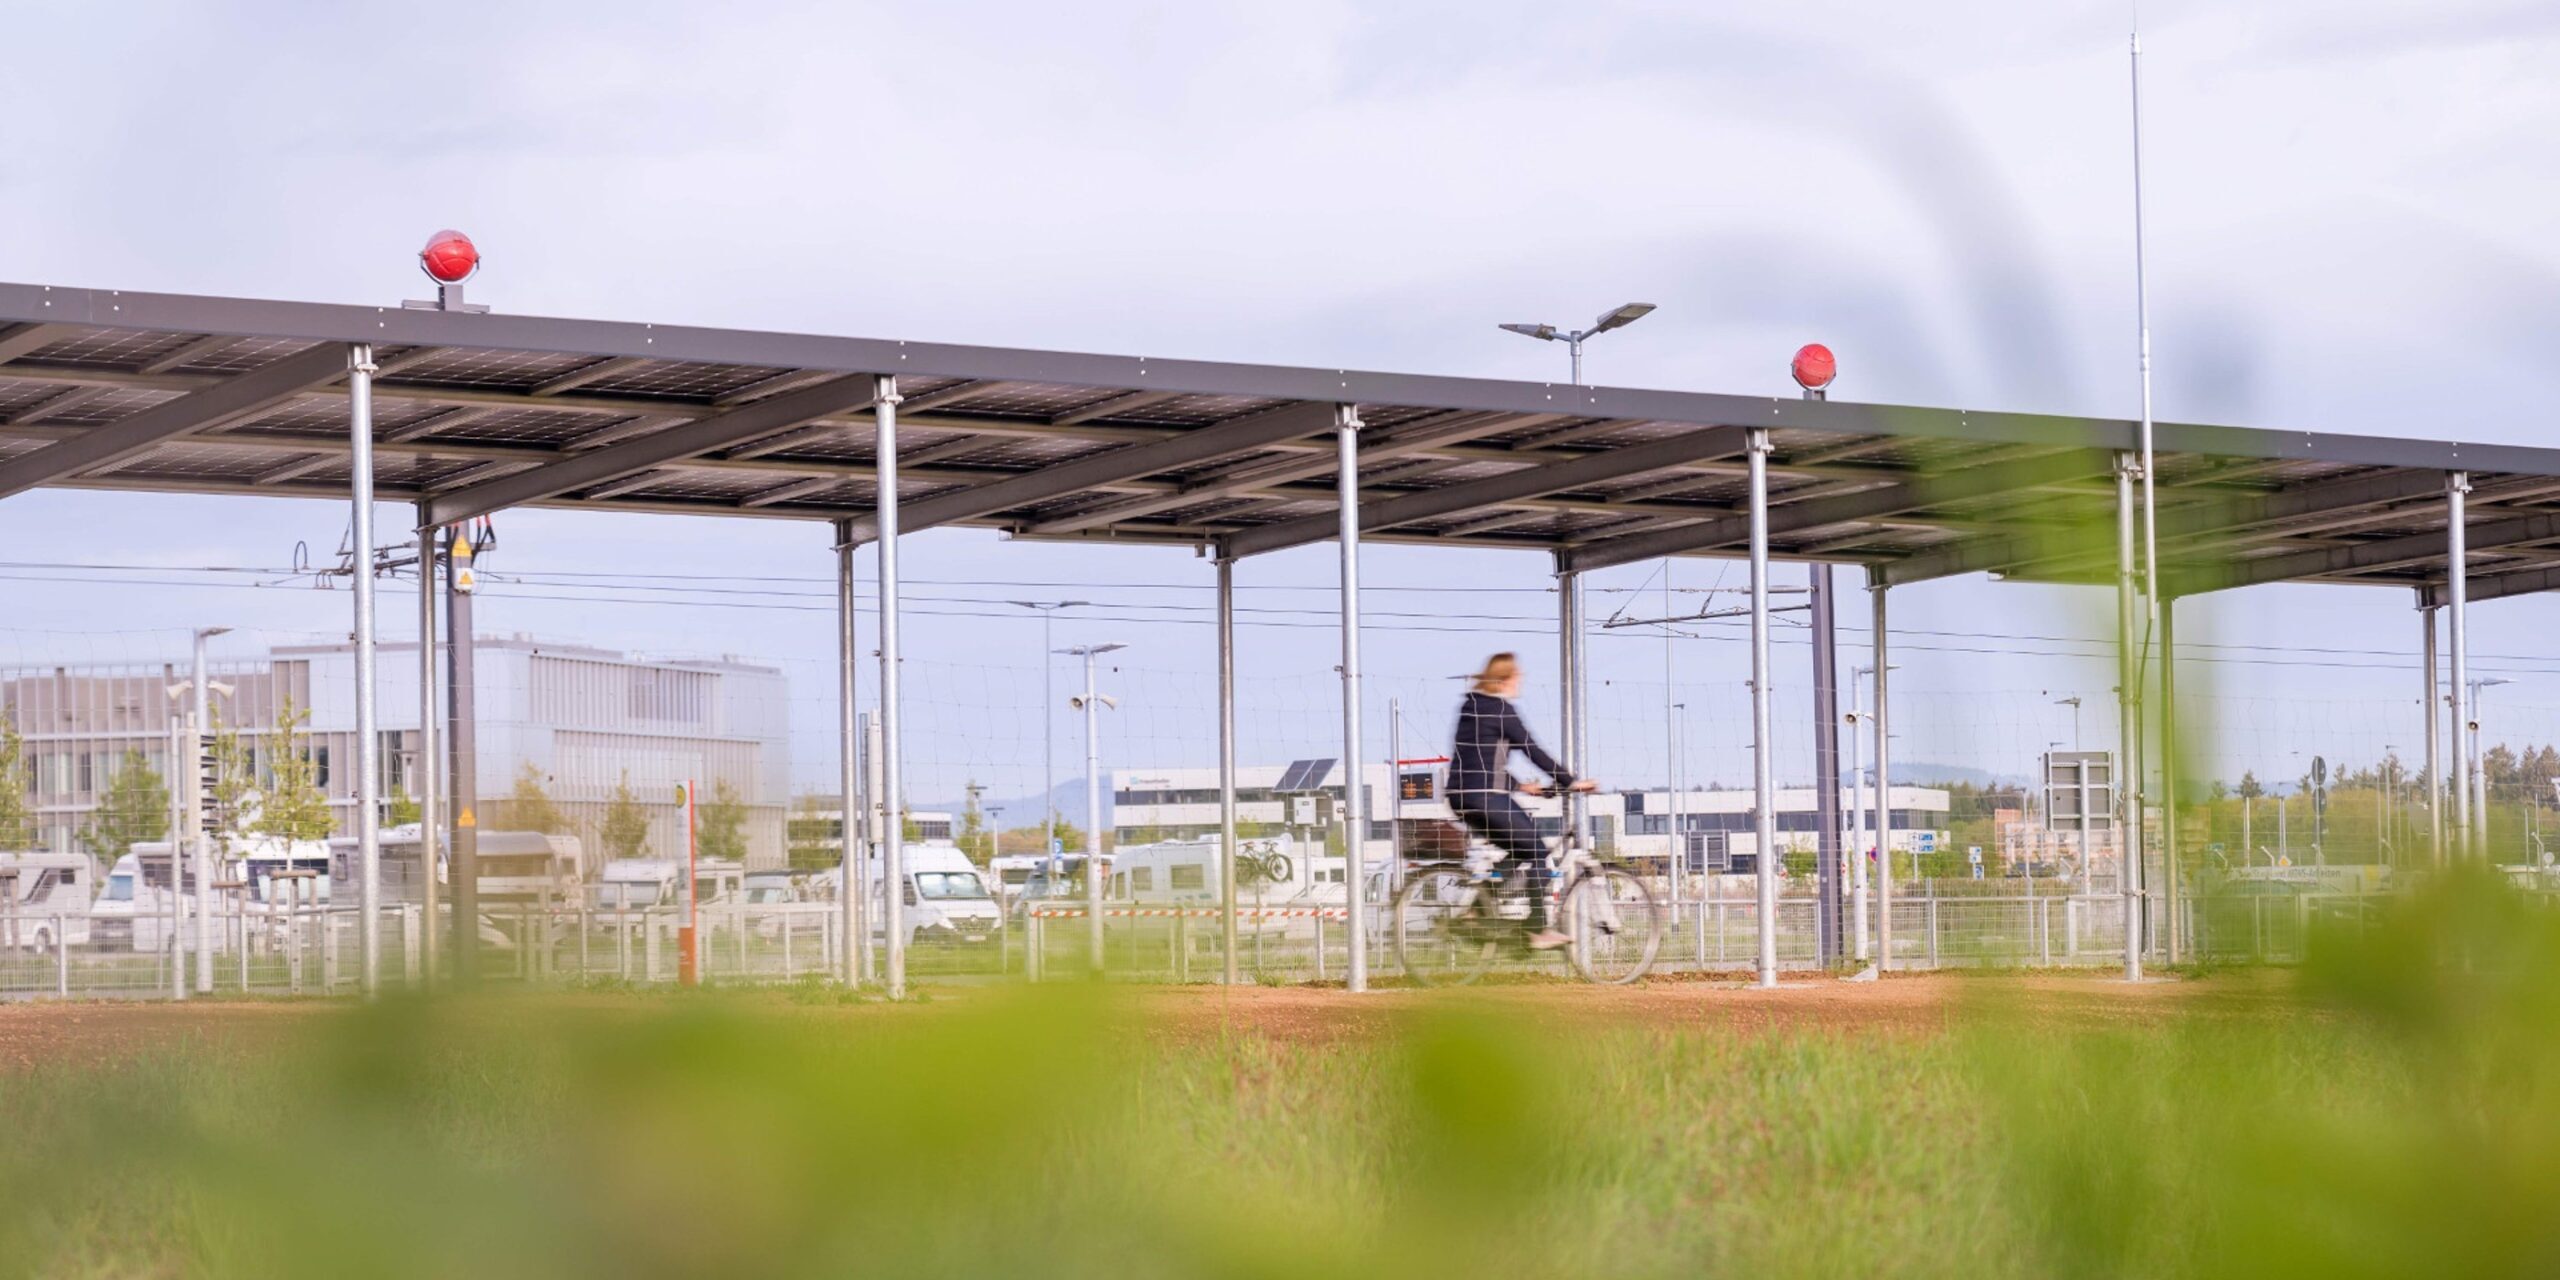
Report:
0,852,95,950
892,845,999,945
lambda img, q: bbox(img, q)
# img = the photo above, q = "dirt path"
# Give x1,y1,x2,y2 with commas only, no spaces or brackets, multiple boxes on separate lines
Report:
0,970,2300,1070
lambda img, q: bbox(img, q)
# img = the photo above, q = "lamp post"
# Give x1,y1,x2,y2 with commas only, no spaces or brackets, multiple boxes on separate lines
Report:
2470,676,2514,857
1060,642,1125,974
1008,601,1090,863
1498,302,1656,385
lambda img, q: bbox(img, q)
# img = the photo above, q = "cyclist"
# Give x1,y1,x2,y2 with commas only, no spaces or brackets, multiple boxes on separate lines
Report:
1448,652,1597,951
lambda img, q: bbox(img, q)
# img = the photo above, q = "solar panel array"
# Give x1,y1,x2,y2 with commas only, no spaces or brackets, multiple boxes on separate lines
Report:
1,284,2556,602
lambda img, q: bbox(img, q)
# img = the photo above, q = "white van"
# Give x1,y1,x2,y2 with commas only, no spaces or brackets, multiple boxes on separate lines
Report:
0,852,95,950
886,845,1000,945
591,858,682,910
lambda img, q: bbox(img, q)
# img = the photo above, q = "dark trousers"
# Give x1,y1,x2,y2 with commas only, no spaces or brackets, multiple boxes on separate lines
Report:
1451,791,1551,929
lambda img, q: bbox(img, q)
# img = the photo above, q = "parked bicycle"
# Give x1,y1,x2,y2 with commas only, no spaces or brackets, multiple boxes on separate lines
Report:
1390,827,1663,986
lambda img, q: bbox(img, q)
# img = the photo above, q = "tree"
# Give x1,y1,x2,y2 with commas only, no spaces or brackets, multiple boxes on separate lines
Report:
79,749,168,858
204,705,256,841
785,794,838,871
0,714,31,848
490,762,569,834
253,696,333,842
698,778,749,863
387,791,422,827
599,773,651,860
2236,771,2264,801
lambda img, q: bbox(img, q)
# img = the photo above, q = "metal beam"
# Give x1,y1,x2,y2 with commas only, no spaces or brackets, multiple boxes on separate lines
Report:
530,355,648,397
1881,467,2456,586
421,373,878,526
0,324,68,365
1223,423,1751,560
864,399,1337,540
1563,449,2110,574
1023,410,1527,535
2421,561,2560,608
1052,388,1179,425
136,333,237,375
0,343,346,499
2172,510,2560,597
739,476,839,508
253,453,336,485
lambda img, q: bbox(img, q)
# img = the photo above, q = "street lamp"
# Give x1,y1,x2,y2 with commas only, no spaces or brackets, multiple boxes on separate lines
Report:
2470,676,2514,846
1059,641,1126,974
1498,302,1656,385
2051,695,2083,752
1008,601,1090,863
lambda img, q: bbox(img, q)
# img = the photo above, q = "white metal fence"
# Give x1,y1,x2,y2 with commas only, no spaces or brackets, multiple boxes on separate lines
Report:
0,883,2401,1000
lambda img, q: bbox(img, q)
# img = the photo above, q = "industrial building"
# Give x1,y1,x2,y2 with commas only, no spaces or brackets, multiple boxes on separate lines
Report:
1,636,790,866
1112,762,1949,865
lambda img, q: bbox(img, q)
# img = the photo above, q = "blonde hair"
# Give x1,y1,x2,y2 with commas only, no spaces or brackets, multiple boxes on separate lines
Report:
1471,652,1520,694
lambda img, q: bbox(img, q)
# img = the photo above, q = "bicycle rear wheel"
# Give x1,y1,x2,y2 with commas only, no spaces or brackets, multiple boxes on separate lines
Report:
1392,865,1499,988
1560,865,1662,984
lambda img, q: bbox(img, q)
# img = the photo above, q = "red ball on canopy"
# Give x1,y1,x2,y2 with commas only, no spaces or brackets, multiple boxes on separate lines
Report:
419,230,480,285
1791,343,1837,391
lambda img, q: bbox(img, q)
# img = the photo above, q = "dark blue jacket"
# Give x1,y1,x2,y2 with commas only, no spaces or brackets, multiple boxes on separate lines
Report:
1446,691,1573,803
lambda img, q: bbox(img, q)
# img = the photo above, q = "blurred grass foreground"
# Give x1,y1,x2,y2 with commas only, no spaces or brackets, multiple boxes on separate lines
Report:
5,870,2560,1279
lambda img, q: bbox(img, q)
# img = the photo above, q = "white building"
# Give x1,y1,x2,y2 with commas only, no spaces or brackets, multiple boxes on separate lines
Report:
1112,762,1949,868
1,636,791,867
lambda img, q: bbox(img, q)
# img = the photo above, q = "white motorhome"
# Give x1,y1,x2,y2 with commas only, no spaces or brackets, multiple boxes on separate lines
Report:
589,857,745,911
0,852,95,950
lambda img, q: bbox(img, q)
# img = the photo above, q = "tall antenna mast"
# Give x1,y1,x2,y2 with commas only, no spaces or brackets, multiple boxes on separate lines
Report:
2130,25,2159,617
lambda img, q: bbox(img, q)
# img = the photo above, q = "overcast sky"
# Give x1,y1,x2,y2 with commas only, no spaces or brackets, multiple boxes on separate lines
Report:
2,1,2555,804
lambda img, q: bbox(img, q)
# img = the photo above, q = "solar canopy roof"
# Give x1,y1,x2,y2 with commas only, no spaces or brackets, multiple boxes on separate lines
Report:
3,280,2556,604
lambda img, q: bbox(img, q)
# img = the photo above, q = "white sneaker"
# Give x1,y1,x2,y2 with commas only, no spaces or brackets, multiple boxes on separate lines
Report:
1526,929,1571,951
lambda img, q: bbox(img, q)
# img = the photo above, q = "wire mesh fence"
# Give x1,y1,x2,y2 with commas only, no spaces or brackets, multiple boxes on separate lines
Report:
0,878,2452,1000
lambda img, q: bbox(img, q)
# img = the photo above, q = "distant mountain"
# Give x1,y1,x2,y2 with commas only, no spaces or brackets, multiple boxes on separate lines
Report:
1888,762,2035,791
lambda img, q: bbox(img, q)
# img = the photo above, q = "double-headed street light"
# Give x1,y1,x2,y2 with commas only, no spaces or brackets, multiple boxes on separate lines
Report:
1009,600,1090,861
1059,641,1126,975
1499,302,1656,385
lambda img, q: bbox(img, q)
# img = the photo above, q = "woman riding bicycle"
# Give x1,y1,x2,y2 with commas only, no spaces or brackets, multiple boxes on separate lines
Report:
1448,653,1597,951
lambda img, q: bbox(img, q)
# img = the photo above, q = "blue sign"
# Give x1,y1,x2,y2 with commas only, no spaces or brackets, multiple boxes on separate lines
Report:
1049,838,1063,855
1916,831,1938,854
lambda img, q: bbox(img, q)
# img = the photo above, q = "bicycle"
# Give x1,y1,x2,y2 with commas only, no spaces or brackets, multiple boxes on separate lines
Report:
1390,827,1664,987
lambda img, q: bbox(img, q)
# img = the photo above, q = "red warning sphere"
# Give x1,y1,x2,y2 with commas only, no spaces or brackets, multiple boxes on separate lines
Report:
418,229,481,285
1791,343,1837,391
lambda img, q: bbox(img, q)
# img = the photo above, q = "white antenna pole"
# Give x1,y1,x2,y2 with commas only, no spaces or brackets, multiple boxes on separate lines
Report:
2131,28,2159,617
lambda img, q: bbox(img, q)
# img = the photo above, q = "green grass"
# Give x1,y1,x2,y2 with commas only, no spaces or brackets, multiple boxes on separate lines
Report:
4,870,2558,1278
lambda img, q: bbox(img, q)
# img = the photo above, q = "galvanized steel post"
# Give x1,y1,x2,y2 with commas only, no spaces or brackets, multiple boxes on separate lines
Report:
1335,404,1369,993
348,344,382,997
2116,452,2144,981
415,505,438,989
1218,557,1239,985
874,377,907,998
1871,572,1892,971
2448,473,2471,859
1746,427,1778,988
834,519,867,986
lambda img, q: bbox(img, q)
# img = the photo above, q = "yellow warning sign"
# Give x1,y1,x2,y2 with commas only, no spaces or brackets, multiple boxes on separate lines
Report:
458,806,477,828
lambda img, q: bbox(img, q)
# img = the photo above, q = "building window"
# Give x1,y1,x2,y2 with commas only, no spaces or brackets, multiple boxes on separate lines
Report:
1129,867,1153,892
1170,865,1204,891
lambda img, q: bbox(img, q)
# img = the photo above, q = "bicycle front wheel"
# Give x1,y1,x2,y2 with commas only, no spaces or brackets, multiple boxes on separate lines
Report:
1560,865,1663,985
1392,866,1499,988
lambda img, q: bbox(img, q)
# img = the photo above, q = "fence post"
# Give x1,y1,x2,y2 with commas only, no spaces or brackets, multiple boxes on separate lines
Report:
1174,914,1188,983
1028,914,1044,984
1925,897,1940,969
1315,913,1328,982
54,914,68,998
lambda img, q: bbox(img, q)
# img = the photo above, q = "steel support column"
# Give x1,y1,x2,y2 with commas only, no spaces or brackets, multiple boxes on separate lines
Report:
414,506,438,989
1747,428,1778,988
875,377,907,998
2116,453,2145,981
1218,557,1239,985
2421,598,2442,866
2448,473,2471,859
445,526,479,987
1556,562,1585,847
1870,570,1893,971
2160,595,2181,965
834,519,868,986
1809,564,1844,966
1335,405,1369,993
349,344,382,997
